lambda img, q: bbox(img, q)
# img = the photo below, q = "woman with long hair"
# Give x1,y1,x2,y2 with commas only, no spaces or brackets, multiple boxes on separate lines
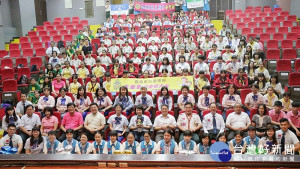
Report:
2,106,20,135
25,126,45,154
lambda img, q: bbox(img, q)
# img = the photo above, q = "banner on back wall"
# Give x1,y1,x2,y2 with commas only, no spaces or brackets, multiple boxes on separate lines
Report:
109,76,194,93
134,2,175,12
110,4,129,15
186,0,204,8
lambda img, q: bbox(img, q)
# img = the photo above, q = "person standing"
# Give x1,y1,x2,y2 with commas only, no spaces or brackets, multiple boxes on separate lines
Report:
105,1,110,19
175,0,183,12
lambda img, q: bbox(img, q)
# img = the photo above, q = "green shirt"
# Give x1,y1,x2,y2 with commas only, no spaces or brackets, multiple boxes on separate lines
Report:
54,69,62,75
29,83,41,92
37,77,44,86
31,96,40,104
67,49,74,57
89,35,94,40
77,34,85,41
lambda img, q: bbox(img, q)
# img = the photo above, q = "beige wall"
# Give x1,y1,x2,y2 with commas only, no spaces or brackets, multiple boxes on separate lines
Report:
277,0,291,12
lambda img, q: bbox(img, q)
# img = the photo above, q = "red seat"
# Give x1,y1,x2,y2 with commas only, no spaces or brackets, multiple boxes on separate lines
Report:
19,37,29,43
43,21,51,26
277,59,292,72
297,39,300,49
281,40,293,49
33,42,43,50
267,40,279,49
64,35,73,41
250,108,257,120
260,33,270,42
264,17,273,22
64,17,71,21
2,80,17,92
283,21,293,27
17,67,31,87
72,17,79,21
1,58,13,70
56,25,64,31
80,20,88,26
70,29,78,35
278,27,288,33
264,7,272,13
53,112,62,127
226,109,235,119
53,35,62,42
10,49,20,58
76,24,84,30
1,69,15,80
242,28,251,35
253,27,263,34
282,49,297,59
28,31,37,38
30,36,40,43
46,26,54,31
273,33,284,41
52,22,61,26
240,88,252,105
60,30,69,36
22,49,33,57
20,42,31,50
266,49,280,59
41,36,51,43
0,50,7,58
91,39,101,46
248,22,257,28
38,30,48,36
276,15,285,22
49,30,58,36
66,24,74,30
259,22,268,28
30,57,43,68
54,17,62,22
15,58,28,68
266,27,276,34
259,12,267,17
295,59,300,72
280,11,289,16
291,26,300,38
289,73,300,86
35,48,46,56
36,26,44,31
236,22,245,29
253,17,262,22
71,20,79,25
287,15,297,22
286,32,298,41
9,43,19,51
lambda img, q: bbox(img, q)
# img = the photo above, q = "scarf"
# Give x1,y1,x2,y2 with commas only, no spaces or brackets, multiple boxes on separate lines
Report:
105,81,111,92
183,95,188,103
9,116,15,125
61,98,66,105
115,116,122,125
267,93,276,106
98,97,104,106
204,96,209,106
80,98,85,105
229,95,235,101
43,97,49,102
163,97,169,105
252,95,258,102
142,97,147,105
121,96,127,107
258,67,266,73
281,99,290,109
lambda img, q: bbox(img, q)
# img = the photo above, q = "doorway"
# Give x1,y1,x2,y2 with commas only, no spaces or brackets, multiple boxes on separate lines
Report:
35,0,47,26
209,0,232,20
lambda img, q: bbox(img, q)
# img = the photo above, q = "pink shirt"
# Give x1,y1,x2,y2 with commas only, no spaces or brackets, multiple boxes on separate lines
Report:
42,116,58,133
52,80,66,93
178,94,195,105
61,112,84,130
269,109,287,123
286,111,300,128
74,97,91,111
94,96,113,108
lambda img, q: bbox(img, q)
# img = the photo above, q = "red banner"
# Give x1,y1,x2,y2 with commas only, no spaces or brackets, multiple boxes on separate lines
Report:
134,2,175,12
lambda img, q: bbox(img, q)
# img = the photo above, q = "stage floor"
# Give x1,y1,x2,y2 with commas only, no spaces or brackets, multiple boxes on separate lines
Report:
4,167,284,169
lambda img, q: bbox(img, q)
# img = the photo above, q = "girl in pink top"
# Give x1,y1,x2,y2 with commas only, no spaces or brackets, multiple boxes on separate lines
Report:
52,74,66,97
74,86,91,120
94,87,113,116
41,107,58,136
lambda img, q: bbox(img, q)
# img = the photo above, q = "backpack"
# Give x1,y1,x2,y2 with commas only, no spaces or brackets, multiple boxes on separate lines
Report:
1,100,13,109
30,64,38,72
18,75,28,84
57,40,65,49
17,64,24,69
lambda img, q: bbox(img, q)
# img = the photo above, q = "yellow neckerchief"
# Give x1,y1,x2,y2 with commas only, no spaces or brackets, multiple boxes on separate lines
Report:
267,93,276,106
70,82,79,94
113,66,119,76
259,81,263,89
78,68,87,78
254,58,260,64
258,67,265,73
63,67,72,79
245,59,250,65
271,82,276,88
105,81,111,92
129,66,134,73
94,66,103,77
249,41,255,47
249,69,254,75
281,98,290,109
88,82,97,93
198,78,207,89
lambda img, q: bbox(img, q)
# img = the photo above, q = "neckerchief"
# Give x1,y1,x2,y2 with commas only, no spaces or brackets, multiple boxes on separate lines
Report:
267,93,276,106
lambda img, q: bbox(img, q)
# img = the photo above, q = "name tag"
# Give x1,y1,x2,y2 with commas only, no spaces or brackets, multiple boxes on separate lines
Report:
294,88,300,91
281,73,288,76
270,61,277,64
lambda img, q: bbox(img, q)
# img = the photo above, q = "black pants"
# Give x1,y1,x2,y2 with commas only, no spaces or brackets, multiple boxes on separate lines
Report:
84,129,101,141
208,130,220,140
58,131,80,142
19,131,30,145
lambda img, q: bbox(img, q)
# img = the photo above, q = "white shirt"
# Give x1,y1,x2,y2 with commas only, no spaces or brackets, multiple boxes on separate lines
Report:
177,113,202,131
135,46,146,54
158,53,173,62
175,53,190,62
202,112,225,133
154,140,179,154
161,43,172,52
194,62,209,74
109,45,119,55
247,42,260,53
276,129,300,145
222,52,234,62
122,46,133,54
115,56,127,64
147,36,161,43
71,59,81,69
99,56,112,67
46,46,60,56
131,57,142,65
92,140,108,154
200,41,212,51
148,45,159,53
0,134,23,147
20,114,41,131
85,57,96,66
153,114,177,133
107,114,128,131
129,115,152,131
159,65,173,74
208,50,221,61
197,94,215,111
226,112,251,129
121,141,141,154
245,92,264,109
142,64,156,75
226,62,242,74
175,62,190,73
215,41,228,51
137,37,148,44
213,62,226,74
135,94,153,108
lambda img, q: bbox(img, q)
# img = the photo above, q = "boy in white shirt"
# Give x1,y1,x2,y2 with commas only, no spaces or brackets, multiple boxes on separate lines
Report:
99,50,112,67
222,45,233,62
84,52,96,67
212,56,226,74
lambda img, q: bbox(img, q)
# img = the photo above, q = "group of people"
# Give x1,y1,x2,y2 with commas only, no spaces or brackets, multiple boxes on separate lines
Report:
1,9,299,156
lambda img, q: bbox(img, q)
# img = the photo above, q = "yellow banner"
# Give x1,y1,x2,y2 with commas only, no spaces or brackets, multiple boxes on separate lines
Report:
110,76,194,92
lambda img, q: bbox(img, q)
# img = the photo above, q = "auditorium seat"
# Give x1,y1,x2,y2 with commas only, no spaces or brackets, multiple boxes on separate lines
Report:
54,17,62,22
72,16,79,21
281,40,293,49
250,108,257,120
273,33,284,41
38,30,48,37
287,15,297,22
295,59,300,72
76,24,84,30
15,58,28,68
9,43,19,51
1,69,15,81
288,73,300,102
55,25,64,31
53,35,62,42
43,21,51,26
277,59,292,86
80,20,88,26
225,109,235,119
30,36,40,43
70,29,78,35
17,67,31,87
286,32,298,41
260,33,270,42
248,22,257,28
253,27,263,34
66,24,74,30
49,30,58,36
30,57,43,72
242,28,251,35
64,35,73,42
71,20,79,25
22,48,33,57
278,26,288,33
240,88,252,105
280,11,289,16
33,42,43,50
1,58,13,70
28,31,37,38
60,30,69,36
283,21,293,27
291,26,300,38
19,37,29,43
35,48,46,56
0,50,7,58
282,49,297,59
10,49,21,58
2,79,17,92
259,12,267,17
20,42,31,50
266,27,276,34
267,40,279,49
42,36,51,43
52,21,61,26
36,26,44,31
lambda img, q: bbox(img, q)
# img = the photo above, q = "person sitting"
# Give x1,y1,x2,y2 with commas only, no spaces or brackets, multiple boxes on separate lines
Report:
226,104,251,141
263,87,279,110
56,88,73,117
138,131,156,154
217,133,227,144
212,56,226,75
94,87,113,116
259,126,278,154
280,93,293,112
113,86,134,116
86,75,100,95
75,86,92,119
198,86,215,112
84,103,106,140
243,126,261,149
229,131,246,154
92,131,108,154
78,133,92,154
175,56,190,75
269,101,287,128
195,71,210,92
129,105,152,142
244,84,264,115
233,68,248,89
252,104,271,138
177,85,195,111
77,61,90,79
0,124,23,154
38,87,55,113
58,103,84,142
69,75,81,97
155,130,179,154
62,61,74,81
177,102,202,143
276,118,300,155
40,107,58,136
141,58,155,76
15,93,32,117
19,105,41,144
107,130,123,154
197,133,212,154
25,126,46,154
62,129,80,154
286,102,300,137
43,130,62,154
178,130,198,154
107,104,128,142
193,55,210,75
213,70,232,91
135,86,153,112
121,132,141,154
222,84,242,112
2,106,20,136
202,103,225,140
52,74,66,97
